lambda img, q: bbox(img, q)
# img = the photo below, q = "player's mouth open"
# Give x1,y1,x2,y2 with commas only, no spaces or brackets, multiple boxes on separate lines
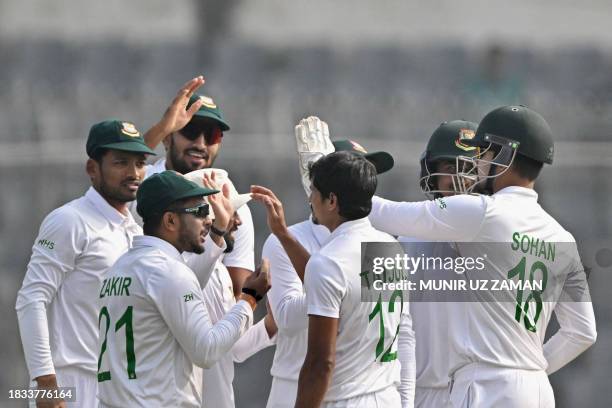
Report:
123,181,140,192
186,150,207,160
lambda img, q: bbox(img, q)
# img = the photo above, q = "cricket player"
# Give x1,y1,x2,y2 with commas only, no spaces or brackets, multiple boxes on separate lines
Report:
184,168,277,408
142,76,255,297
368,106,597,407
253,150,414,408
97,170,271,408
262,118,409,408
16,120,156,407
403,120,479,408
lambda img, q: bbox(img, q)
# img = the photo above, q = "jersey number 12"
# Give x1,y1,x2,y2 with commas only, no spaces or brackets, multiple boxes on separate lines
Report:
368,290,403,362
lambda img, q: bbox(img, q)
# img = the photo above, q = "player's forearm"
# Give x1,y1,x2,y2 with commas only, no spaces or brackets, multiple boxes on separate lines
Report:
227,267,252,298
544,299,597,374
398,313,416,408
231,319,275,363
184,238,226,288
192,301,253,368
276,231,310,282
369,195,482,241
295,357,334,408
143,121,172,150
16,301,56,379
544,328,597,374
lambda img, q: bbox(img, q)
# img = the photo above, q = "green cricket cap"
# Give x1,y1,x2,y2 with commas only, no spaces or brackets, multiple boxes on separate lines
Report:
136,170,219,219
186,94,231,131
332,139,394,174
86,120,156,158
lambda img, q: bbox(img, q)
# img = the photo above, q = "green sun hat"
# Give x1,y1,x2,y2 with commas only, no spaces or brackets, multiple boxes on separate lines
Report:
136,170,219,219
86,120,156,158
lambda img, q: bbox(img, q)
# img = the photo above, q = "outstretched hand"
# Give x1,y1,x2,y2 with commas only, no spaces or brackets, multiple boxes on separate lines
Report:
243,259,272,298
143,76,206,150
295,116,334,196
159,76,206,134
250,185,289,239
202,171,233,232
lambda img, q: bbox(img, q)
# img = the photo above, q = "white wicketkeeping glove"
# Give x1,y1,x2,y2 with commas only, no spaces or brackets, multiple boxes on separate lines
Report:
295,116,334,197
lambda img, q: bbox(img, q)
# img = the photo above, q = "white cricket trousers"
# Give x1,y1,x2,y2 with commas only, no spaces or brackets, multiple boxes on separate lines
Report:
449,363,554,408
267,378,401,408
267,377,298,408
322,385,402,408
415,386,451,408
29,366,98,408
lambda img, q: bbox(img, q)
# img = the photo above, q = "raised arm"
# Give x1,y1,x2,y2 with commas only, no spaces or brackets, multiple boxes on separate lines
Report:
143,76,205,149
251,185,311,282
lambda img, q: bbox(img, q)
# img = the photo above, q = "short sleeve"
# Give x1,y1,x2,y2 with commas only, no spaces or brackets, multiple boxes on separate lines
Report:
304,254,346,318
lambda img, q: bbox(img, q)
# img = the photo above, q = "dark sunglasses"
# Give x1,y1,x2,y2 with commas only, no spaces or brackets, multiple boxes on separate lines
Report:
168,203,210,218
179,121,223,145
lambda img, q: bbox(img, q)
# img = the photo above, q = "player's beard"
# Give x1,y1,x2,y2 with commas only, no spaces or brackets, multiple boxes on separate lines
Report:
178,220,205,254
310,203,320,225
98,172,138,204
167,136,216,174
223,232,236,253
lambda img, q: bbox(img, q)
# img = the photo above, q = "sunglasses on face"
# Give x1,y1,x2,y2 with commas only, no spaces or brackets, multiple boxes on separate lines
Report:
169,203,210,218
179,122,223,145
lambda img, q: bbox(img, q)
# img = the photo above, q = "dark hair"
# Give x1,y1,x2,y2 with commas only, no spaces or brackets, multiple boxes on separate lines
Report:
309,151,377,220
512,153,543,181
142,197,194,235
90,148,109,163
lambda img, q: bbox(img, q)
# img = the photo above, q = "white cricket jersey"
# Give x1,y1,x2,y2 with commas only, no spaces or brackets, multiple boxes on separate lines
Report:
141,159,255,272
305,218,408,402
262,218,329,382
370,187,597,374
97,235,253,408
201,256,275,408
398,238,458,390
16,187,141,380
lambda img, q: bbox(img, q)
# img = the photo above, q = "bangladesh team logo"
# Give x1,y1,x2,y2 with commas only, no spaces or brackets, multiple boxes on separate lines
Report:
350,140,368,154
199,95,217,109
121,122,140,138
455,128,476,151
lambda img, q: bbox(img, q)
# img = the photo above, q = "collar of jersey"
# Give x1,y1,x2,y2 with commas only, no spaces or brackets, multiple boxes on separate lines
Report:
85,186,135,228
308,215,331,246
133,235,183,260
326,217,371,242
494,186,539,199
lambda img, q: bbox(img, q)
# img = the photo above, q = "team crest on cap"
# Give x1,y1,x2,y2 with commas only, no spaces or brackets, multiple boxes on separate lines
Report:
350,140,368,153
121,122,140,138
455,128,476,151
199,96,217,109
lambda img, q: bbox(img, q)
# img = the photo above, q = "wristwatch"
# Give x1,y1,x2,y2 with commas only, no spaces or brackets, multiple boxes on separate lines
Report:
210,225,226,237
241,287,263,302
